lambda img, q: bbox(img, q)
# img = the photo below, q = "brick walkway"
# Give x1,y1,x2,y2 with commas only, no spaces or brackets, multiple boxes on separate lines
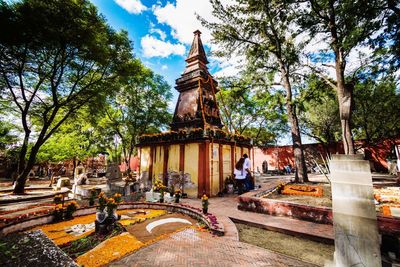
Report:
110,228,317,267
111,178,330,266
181,180,334,243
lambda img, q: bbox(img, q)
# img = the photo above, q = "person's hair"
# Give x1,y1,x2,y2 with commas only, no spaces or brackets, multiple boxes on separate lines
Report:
235,158,245,170
243,154,248,158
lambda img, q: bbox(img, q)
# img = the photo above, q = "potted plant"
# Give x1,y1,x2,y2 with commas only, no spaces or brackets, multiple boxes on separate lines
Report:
201,194,209,214
53,204,64,222
106,198,117,218
64,201,79,220
96,192,107,224
224,175,235,194
153,178,167,202
174,189,181,203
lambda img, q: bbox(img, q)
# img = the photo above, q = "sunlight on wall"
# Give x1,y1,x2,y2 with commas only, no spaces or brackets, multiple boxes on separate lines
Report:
184,143,199,198
168,144,180,172
153,146,164,179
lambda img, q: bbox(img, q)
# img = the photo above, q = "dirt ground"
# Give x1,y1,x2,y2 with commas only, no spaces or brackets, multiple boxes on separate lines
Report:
236,223,334,266
266,183,332,207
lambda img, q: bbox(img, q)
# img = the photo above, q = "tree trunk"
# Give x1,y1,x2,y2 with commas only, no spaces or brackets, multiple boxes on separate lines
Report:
13,143,41,194
335,57,355,155
279,66,309,183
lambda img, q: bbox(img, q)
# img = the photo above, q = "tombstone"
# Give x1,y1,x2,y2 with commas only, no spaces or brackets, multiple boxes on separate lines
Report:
28,170,35,178
329,154,381,267
55,177,71,190
105,163,122,183
262,160,268,173
74,165,85,179
105,163,123,194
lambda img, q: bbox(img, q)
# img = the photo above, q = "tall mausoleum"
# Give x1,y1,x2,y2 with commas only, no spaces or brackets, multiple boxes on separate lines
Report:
138,30,252,197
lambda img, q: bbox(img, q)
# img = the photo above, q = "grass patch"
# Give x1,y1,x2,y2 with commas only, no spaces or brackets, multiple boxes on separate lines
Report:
236,223,334,266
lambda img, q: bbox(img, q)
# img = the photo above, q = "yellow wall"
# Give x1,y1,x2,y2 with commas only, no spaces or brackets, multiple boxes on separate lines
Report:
183,143,199,198
222,145,232,179
152,146,164,180
243,147,250,157
167,144,180,172
235,146,241,164
139,147,150,177
209,143,220,196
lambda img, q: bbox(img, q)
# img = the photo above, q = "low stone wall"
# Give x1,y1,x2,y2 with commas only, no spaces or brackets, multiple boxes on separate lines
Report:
239,191,400,236
239,193,333,224
0,202,224,237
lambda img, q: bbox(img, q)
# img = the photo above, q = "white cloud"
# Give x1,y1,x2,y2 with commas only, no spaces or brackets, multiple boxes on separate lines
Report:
115,0,147,14
141,35,186,58
161,65,168,70
152,0,218,44
150,28,167,41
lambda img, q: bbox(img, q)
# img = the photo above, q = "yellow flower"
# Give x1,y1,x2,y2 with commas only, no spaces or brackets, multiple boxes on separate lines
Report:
76,233,144,267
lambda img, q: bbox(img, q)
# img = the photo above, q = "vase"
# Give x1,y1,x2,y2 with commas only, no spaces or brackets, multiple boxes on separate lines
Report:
174,196,180,203
227,184,234,194
96,211,107,223
202,208,208,214
159,198,164,203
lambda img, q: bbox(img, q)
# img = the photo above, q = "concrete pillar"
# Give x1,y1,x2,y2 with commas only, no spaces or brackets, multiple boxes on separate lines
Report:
330,154,381,267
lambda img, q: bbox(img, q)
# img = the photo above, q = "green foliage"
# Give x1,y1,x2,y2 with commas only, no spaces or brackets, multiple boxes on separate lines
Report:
352,76,400,143
217,75,287,146
0,121,18,151
101,63,172,166
299,0,383,56
299,75,341,145
0,0,139,191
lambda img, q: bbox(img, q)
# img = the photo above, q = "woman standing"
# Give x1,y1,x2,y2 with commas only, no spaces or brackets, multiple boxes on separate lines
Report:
234,158,246,194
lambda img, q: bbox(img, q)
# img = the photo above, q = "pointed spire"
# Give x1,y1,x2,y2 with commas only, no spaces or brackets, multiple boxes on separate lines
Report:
182,30,209,74
186,30,208,64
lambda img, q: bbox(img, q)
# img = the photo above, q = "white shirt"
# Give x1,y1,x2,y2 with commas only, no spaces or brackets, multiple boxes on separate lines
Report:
234,168,246,179
244,158,251,171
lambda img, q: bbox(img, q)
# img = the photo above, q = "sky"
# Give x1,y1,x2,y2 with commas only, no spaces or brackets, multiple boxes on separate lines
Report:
88,0,311,145
89,0,234,104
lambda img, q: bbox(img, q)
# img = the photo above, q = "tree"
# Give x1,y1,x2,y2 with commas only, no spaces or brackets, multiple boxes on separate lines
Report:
102,65,172,173
299,0,384,154
36,107,111,176
298,75,341,154
371,0,400,71
217,75,288,146
0,0,136,193
352,76,400,144
201,0,309,182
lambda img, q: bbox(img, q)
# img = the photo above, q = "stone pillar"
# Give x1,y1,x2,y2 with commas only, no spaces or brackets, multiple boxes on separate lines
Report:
330,154,381,267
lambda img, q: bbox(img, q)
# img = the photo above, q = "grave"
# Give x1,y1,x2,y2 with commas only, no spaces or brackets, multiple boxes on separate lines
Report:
329,154,381,267
106,163,135,196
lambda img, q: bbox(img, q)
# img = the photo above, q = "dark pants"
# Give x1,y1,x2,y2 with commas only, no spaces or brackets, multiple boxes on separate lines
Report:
245,174,254,190
236,179,245,195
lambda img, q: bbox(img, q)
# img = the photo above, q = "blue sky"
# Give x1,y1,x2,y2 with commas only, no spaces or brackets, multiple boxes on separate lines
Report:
89,0,225,104
87,0,327,145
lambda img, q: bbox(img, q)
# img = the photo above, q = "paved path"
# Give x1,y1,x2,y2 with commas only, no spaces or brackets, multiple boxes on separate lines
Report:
181,179,334,243
111,228,317,267
111,178,329,266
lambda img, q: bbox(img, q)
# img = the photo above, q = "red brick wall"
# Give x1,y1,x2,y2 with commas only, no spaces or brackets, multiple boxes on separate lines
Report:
253,138,399,173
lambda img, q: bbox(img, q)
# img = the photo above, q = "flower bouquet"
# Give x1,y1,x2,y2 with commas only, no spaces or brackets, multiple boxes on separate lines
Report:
65,201,79,220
